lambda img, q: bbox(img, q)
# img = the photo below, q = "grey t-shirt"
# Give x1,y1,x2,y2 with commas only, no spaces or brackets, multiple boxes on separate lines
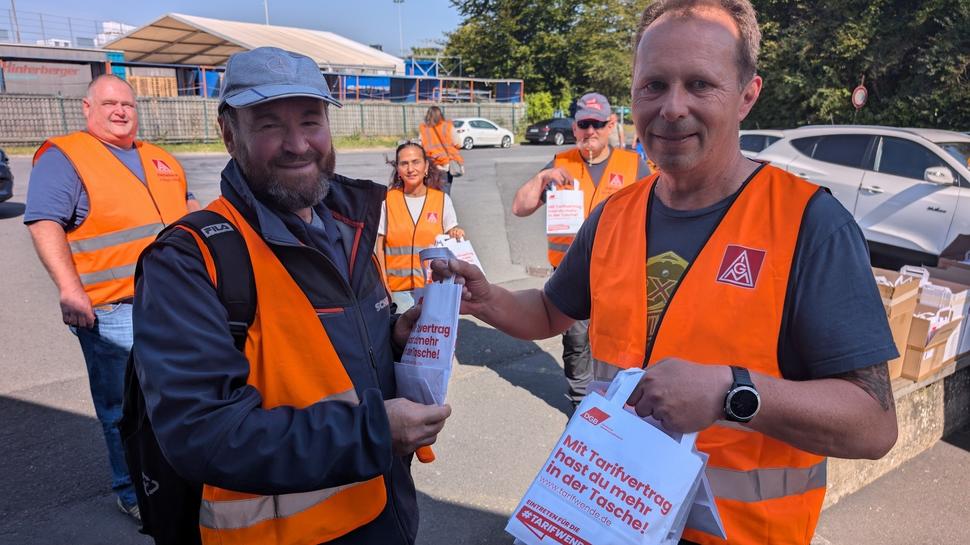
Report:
544,171,897,380
25,144,194,230
539,147,651,203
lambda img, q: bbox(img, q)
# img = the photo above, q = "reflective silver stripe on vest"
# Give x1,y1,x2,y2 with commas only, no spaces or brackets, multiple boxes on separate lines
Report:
386,268,424,278
706,460,827,503
199,484,354,530
385,245,431,256
69,223,165,253
548,241,572,253
78,263,138,286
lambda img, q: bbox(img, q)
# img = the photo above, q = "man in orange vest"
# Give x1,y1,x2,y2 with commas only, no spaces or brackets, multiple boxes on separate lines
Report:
511,93,650,408
133,47,451,544
433,2,899,544
24,74,198,521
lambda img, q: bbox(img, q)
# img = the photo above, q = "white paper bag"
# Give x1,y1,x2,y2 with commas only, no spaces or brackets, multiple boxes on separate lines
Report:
393,249,462,407
546,181,585,235
506,369,723,545
434,234,485,277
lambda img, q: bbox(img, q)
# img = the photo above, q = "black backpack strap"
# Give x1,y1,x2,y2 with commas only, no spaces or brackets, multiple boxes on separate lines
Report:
171,210,256,350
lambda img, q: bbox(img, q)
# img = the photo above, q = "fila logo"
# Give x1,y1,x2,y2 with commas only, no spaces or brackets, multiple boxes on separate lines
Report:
152,159,176,175
608,173,624,188
426,212,439,224
201,223,234,237
580,407,610,426
716,245,767,289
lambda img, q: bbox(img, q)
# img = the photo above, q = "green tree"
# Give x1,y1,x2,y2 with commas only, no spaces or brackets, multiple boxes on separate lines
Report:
750,0,970,130
446,1,649,108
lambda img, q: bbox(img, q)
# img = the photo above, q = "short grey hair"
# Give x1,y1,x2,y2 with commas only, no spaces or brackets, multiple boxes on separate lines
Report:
86,74,135,99
635,0,761,84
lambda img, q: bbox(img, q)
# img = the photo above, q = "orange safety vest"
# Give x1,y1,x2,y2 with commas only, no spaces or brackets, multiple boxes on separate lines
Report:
180,197,386,545
384,187,446,292
419,121,462,167
588,165,827,545
33,132,188,306
547,147,640,268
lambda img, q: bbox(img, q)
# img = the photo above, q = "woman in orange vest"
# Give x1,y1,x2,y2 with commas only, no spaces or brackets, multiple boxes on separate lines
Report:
419,106,464,194
378,142,464,311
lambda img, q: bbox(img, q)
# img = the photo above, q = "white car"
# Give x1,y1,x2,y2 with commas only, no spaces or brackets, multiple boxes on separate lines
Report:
452,117,514,149
739,129,784,158
756,125,970,263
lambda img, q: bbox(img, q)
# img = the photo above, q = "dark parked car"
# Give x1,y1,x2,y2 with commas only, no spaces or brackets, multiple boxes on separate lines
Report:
0,148,13,203
525,118,576,146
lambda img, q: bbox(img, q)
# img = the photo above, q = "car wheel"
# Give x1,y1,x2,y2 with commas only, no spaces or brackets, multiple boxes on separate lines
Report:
501,135,512,148
553,132,565,146
463,137,474,150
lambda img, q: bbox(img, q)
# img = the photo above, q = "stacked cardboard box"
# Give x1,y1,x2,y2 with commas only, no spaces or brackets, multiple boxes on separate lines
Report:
873,268,920,379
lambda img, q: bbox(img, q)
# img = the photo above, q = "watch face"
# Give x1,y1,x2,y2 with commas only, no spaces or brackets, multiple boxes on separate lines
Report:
728,387,760,420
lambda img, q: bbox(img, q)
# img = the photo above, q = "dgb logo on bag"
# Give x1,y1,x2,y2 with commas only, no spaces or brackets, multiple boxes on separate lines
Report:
580,407,610,426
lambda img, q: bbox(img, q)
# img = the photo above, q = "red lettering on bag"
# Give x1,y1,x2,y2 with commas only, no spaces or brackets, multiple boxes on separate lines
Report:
516,505,590,545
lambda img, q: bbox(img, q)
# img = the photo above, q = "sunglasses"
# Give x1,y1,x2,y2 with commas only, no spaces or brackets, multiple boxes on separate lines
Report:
576,119,608,130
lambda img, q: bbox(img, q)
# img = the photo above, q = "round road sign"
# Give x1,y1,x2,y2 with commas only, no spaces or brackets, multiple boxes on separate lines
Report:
852,85,868,110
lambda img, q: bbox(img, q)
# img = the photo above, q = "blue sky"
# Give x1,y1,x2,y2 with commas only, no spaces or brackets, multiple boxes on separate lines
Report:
19,0,463,56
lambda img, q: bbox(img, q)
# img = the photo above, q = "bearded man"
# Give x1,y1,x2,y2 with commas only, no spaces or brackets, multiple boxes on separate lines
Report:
131,47,451,545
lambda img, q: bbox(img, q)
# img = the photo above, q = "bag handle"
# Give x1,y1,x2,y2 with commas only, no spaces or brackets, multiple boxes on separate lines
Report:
603,368,698,450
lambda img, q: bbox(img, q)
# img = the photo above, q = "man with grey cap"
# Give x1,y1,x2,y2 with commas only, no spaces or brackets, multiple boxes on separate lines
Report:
131,46,451,544
511,92,650,408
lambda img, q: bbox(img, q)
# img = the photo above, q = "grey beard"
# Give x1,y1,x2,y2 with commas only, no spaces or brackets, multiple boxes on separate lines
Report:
254,174,331,211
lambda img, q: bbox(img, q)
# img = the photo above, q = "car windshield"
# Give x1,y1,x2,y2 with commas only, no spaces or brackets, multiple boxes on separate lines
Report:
939,142,970,167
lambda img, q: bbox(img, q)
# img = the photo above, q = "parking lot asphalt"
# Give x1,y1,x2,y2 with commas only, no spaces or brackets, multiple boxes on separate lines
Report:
1,144,968,545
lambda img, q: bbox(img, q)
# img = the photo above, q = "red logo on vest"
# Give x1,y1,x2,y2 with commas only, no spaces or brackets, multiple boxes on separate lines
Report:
608,173,624,188
426,212,439,224
716,245,766,289
580,407,610,426
152,159,175,175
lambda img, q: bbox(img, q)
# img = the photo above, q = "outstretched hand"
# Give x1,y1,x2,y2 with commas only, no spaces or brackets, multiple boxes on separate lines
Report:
430,258,491,315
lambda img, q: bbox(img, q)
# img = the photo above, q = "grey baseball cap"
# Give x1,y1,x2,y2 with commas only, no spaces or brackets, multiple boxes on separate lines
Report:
574,93,612,122
219,46,342,111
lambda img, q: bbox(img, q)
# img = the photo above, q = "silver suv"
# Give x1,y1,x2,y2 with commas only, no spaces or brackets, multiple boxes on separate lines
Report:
756,126,970,262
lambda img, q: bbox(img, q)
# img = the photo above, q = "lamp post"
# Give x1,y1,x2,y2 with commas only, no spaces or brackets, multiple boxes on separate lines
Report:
263,0,269,25
393,0,404,56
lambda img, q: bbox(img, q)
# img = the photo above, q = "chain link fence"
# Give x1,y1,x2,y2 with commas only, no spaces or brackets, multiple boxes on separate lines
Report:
0,94,526,146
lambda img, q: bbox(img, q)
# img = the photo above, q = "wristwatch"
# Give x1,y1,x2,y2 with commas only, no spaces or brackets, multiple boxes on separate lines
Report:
724,366,760,423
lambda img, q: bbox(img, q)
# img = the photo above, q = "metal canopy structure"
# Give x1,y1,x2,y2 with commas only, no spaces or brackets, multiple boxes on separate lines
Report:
103,13,405,74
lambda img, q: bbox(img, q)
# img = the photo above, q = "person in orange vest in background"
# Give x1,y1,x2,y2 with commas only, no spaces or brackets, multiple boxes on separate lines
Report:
377,141,465,312
432,1,899,544
24,74,199,522
511,92,650,408
419,105,464,194
133,47,451,544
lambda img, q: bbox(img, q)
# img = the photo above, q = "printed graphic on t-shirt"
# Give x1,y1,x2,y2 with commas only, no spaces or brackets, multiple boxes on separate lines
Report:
647,250,688,342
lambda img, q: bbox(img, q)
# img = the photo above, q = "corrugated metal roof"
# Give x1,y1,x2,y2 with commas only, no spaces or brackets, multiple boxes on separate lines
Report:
103,13,404,74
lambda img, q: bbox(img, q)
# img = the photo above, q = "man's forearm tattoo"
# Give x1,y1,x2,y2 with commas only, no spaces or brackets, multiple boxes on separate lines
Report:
834,364,894,411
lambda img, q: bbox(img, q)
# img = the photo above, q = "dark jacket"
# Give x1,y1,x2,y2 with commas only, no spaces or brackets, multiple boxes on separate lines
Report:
133,160,418,544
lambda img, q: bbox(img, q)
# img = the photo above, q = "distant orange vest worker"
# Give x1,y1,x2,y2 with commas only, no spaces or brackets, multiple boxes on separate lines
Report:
181,197,387,545
419,121,463,169
587,166,826,545
384,187,446,292
33,131,189,306
547,147,640,268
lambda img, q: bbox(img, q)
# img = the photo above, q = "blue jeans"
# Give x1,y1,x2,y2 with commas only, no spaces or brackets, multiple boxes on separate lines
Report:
71,302,137,507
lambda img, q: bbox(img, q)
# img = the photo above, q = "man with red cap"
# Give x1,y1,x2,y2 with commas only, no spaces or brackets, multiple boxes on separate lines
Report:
511,92,650,408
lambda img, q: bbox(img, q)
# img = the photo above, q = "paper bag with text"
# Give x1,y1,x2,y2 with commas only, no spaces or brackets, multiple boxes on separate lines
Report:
435,234,485,278
506,369,723,545
546,180,585,235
